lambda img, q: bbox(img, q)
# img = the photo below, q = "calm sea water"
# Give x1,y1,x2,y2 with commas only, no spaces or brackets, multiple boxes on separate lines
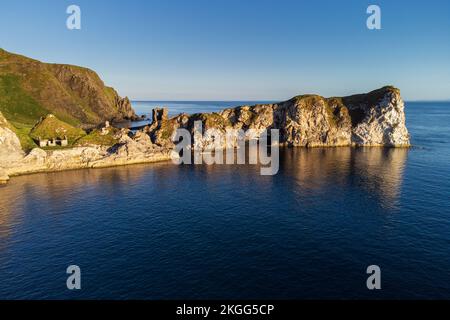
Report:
132,100,277,117
122,101,276,128
0,101,449,299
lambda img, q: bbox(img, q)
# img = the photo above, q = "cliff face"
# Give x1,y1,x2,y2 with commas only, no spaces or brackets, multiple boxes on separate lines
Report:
148,86,410,149
0,111,24,182
0,111,24,161
344,87,410,146
0,49,137,128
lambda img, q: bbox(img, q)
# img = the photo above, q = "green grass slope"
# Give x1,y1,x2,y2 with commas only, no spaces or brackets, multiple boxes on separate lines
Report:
75,128,119,147
0,48,137,151
0,48,136,128
29,115,86,144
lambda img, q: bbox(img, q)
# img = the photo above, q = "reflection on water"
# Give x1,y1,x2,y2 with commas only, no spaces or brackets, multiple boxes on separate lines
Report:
283,148,408,208
0,147,408,247
352,148,408,206
0,162,172,244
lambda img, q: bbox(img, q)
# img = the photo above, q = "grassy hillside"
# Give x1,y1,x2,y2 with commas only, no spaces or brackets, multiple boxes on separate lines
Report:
0,74,51,125
29,115,86,143
0,48,137,127
0,48,137,151
75,128,120,147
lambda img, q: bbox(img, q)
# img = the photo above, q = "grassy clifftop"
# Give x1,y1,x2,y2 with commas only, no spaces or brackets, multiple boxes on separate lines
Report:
0,48,138,151
0,49,137,128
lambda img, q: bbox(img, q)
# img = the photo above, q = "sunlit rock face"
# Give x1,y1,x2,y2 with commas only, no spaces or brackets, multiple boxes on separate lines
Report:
349,89,410,146
0,112,24,163
0,126,172,183
148,86,410,149
0,112,25,182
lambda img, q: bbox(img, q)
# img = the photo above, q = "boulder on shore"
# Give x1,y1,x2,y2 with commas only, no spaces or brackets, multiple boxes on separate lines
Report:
0,168,9,184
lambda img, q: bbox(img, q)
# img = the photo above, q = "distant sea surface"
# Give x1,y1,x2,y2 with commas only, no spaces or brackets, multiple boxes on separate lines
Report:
132,100,276,116
1,101,450,299
122,100,276,128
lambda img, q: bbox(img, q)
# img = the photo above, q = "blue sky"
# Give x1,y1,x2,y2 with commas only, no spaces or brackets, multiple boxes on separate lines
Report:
1,0,449,100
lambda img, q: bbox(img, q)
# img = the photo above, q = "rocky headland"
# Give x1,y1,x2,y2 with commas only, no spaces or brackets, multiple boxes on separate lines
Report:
1,86,410,184
147,86,410,150
0,50,410,184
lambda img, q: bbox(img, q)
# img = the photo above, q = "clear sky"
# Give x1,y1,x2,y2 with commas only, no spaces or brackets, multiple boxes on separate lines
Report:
1,0,449,101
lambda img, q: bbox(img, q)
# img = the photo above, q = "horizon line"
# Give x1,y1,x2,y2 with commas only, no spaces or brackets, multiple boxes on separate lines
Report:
130,99,450,103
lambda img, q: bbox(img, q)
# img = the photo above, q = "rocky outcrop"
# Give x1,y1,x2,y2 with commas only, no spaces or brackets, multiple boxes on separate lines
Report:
0,48,138,128
0,125,173,183
0,111,24,182
346,88,410,146
0,168,8,183
148,86,410,149
116,97,137,121
0,112,24,161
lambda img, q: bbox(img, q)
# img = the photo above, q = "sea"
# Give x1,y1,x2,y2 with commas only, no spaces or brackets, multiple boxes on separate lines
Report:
0,101,449,299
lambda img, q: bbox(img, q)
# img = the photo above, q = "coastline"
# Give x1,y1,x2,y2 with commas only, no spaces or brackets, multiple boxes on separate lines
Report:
1,144,412,185
0,131,175,184
1,86,411,184
1,153,173,184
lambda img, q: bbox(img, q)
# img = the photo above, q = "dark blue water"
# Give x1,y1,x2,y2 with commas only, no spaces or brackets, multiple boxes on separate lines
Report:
0,102,449,299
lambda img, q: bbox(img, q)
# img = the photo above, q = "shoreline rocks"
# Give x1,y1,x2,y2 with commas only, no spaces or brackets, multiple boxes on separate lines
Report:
0,126,174,183
0,168,9,184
